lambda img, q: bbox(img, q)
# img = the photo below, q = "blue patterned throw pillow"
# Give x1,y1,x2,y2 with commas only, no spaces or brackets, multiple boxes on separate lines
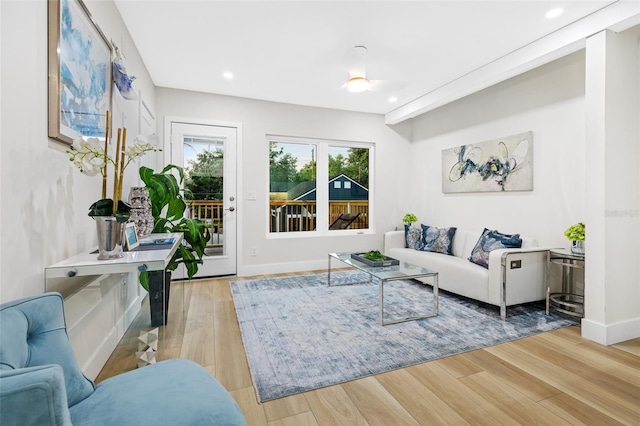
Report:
419,225,457,255
404,224,422,249
468,228,522,269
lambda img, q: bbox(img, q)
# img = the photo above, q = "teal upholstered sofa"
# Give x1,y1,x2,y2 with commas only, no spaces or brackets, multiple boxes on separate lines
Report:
0,292,246,425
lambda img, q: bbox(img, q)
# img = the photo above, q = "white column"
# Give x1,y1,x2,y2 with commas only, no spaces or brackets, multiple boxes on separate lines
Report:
583,28,640,345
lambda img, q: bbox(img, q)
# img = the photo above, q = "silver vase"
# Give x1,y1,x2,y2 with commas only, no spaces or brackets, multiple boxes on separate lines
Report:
95,216,125,260
571,240,585,255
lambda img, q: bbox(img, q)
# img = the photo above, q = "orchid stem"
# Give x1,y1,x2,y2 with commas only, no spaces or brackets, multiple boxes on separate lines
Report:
102,111,110,200
113,128,122,214
118,128,127,206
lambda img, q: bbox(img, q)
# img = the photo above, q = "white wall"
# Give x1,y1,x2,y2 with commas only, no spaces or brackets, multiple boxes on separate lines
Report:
408,51,586,247
583,26,640,344
155,89,412,275
0,0,156,302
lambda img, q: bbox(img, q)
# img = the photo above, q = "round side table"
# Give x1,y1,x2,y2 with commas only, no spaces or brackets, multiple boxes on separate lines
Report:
546,248,585,318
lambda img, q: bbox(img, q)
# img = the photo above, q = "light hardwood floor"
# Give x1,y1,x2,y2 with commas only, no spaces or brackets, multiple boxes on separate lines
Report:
96,273,640,425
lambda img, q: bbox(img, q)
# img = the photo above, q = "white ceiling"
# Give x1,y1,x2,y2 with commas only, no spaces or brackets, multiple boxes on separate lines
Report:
113,1,636,119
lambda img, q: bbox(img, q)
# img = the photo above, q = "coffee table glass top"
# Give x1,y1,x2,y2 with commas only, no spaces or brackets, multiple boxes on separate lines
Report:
329,252,437,280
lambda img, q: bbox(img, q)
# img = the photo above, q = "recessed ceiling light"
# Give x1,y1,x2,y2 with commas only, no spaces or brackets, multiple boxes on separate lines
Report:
389,96,398,103
546,8,563,19
223,71,234,80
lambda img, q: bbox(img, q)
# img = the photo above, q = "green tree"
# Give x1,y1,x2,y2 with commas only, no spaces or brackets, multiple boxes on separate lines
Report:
328,154,346,178
184,148,223,200
270,142,298,192
297,160,316,183
327,148,368,187
344,148,369,187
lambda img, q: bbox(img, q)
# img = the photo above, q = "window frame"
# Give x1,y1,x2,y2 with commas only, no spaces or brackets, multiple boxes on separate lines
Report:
266,135,374,238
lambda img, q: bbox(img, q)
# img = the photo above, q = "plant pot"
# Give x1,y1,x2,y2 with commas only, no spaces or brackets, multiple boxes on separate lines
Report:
95,216,125,260
148,270,172,326
571,240,585,255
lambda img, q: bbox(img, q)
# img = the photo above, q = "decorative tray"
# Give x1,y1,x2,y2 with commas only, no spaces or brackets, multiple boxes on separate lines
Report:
350,253,399,267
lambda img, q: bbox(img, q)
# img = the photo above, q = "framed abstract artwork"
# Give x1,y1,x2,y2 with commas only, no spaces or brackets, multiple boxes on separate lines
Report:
442,131,533,193
48,0,112,145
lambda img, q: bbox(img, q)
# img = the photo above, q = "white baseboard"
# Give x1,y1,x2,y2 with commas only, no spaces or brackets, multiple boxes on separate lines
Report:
81,325,120,380
581,316,640,345
124,293,143,331
238,258,328,277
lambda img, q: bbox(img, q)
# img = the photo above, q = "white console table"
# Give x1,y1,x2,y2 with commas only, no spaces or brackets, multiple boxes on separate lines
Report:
45,232,183,286
44,232,182,379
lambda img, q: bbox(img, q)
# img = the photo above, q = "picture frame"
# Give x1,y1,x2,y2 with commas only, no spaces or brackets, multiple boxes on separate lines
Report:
441,131,533,193
124,222,140,251
48,0,112,145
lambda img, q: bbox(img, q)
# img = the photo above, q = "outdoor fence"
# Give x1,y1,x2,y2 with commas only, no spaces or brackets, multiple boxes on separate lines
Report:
269,200,368,232
188,200,224,249
187,200,369,238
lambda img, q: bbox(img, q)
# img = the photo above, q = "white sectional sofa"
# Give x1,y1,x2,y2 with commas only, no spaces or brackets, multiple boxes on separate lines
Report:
384,228,549,320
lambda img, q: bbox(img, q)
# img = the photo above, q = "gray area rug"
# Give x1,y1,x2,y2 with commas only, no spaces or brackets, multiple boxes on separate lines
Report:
230,271,575,402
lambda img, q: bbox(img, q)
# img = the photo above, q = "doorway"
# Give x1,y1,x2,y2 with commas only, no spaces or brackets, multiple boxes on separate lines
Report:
170,121,238,277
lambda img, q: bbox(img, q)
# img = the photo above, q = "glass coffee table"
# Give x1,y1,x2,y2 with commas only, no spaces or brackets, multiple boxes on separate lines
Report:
328,252,439,326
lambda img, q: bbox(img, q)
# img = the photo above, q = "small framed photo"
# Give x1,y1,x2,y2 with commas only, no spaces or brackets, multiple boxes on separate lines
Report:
124,223,139,251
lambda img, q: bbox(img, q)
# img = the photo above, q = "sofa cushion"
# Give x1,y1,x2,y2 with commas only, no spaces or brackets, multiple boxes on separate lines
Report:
468,228,523,269
404,224,422,249
419,225,456,255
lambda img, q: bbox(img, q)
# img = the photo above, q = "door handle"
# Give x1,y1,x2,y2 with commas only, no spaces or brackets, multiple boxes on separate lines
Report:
226,206,235,212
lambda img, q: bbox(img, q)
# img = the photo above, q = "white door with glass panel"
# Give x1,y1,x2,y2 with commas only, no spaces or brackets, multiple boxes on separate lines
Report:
170,122,237,277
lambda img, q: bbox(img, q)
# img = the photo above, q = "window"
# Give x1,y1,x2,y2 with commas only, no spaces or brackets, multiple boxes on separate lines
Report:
269,141,316,232
269,136,372,234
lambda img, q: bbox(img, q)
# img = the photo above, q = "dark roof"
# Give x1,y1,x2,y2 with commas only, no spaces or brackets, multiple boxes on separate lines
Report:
287,181,316,200
292,173,368,200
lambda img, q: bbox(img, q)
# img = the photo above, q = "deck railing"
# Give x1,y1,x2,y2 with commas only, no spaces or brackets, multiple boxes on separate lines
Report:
187,200,224,248
187,199,369,237
269,200,368,232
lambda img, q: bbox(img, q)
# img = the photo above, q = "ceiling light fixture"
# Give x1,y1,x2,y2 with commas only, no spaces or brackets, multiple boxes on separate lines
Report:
223,71,234,79
389,96,398,103
347,76,369,93
546,8,563,19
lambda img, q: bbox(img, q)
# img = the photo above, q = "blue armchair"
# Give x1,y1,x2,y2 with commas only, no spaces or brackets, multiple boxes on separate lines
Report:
0,293,246,425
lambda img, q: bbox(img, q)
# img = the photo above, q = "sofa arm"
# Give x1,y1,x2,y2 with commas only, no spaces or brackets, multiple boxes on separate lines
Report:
488,248,553,320
0,365,72,426
384,230,405,255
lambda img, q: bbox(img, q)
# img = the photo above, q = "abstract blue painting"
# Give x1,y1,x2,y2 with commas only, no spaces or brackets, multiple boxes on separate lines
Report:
49,0,111,144
442,131,533,193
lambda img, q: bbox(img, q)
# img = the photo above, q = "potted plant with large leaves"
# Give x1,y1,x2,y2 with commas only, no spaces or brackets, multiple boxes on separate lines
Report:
139,164,210,326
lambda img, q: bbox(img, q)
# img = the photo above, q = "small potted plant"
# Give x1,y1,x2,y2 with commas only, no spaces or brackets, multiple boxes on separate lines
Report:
564,222,585,255
402,213,418,226
363,250,385,262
